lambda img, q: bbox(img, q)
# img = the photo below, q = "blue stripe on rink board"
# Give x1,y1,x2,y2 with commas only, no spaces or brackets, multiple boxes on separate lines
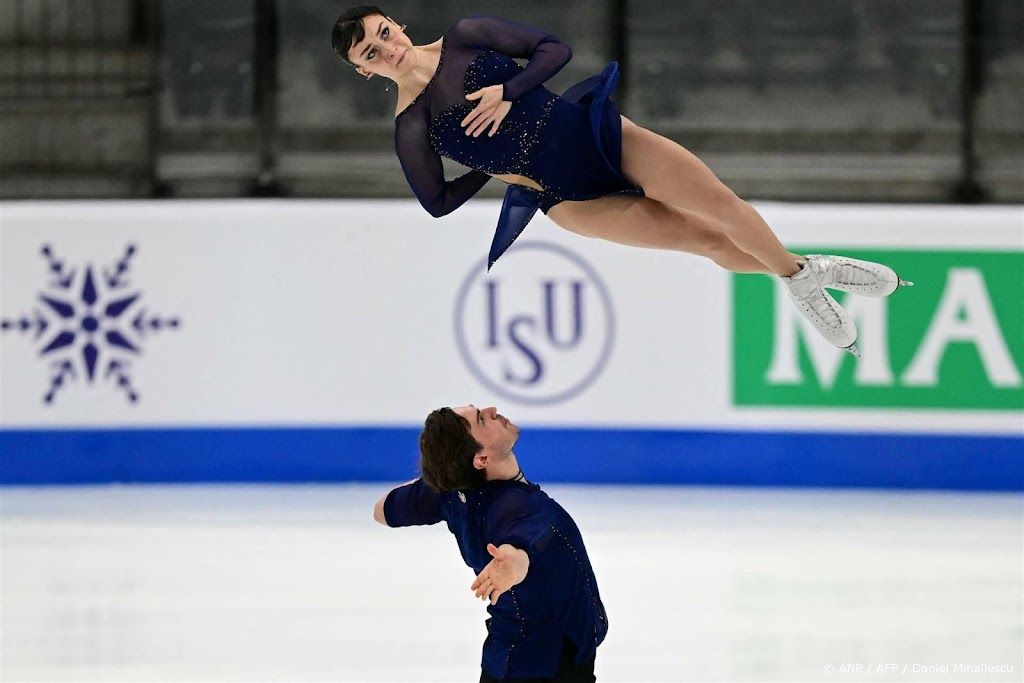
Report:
0,427,1021,490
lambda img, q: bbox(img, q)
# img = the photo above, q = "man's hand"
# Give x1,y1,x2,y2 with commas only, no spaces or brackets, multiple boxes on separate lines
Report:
471,543,529,605
372,494,387,525
462,85,512,138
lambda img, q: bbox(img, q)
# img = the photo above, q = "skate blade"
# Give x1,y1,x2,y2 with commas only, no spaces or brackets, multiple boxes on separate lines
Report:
843,343,862,359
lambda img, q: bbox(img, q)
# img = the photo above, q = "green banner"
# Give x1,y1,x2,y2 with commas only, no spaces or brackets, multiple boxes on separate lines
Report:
733,249,1024,410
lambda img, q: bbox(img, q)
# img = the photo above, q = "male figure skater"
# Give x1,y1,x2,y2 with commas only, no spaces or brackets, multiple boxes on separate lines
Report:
374,404,604,682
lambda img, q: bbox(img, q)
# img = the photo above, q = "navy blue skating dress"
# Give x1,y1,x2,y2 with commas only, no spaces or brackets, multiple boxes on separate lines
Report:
394,16,644,269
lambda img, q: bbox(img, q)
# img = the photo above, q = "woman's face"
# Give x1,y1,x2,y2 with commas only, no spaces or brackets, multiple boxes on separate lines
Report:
347,15,415,80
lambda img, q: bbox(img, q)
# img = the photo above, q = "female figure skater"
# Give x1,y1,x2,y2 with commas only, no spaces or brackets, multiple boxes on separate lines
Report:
331,7,911,356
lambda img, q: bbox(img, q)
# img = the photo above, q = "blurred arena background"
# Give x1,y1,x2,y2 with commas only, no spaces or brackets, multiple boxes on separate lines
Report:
1,0,1022,200
1,1,1022,681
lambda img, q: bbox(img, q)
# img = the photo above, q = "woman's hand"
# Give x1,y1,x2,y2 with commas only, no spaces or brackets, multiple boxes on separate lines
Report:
470,543,529,605
462,85,512,138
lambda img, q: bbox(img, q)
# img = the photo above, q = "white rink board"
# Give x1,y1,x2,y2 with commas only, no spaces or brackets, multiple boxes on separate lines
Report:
1,200,1021,434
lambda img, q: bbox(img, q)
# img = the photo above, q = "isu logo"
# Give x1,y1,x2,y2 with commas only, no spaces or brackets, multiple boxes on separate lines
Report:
454,241,614,405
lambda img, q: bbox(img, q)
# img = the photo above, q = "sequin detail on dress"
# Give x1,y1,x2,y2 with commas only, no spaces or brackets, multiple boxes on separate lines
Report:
429,51,557,183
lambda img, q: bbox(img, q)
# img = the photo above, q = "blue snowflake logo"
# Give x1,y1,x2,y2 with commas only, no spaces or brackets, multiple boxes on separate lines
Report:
1,244,181,404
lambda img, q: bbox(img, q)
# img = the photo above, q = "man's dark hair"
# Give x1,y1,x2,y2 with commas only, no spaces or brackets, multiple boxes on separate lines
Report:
419,407,487,492
331,5,386,64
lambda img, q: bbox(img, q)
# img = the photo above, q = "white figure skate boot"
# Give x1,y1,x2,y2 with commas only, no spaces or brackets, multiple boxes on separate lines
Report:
781,261,860,357
804,254,913,297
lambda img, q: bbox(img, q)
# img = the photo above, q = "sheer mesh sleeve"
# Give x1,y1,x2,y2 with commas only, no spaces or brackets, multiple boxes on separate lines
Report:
394,105,492,218
450,16,573,101
383,478,444,527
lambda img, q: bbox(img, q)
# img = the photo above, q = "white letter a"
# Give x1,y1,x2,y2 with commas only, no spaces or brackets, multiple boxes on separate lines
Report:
903,268,1022,388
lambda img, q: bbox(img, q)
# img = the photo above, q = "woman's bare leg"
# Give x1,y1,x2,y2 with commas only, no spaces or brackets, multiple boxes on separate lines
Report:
547,172,872,354
619,116,802,276
547,194,772,274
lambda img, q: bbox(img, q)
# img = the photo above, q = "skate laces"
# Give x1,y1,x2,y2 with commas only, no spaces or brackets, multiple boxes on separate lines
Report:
824,256,873,286
789,262,843,328
810,255,876,287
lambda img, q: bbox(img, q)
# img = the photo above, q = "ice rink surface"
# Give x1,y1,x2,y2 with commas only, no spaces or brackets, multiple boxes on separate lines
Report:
2,484,1021,682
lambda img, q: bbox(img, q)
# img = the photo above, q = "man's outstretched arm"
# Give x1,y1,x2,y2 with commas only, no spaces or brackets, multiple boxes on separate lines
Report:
471,542,530,605
373,479,428,526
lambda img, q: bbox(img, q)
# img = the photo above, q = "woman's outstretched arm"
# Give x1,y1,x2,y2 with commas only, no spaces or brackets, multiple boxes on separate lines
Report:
395,106,491,217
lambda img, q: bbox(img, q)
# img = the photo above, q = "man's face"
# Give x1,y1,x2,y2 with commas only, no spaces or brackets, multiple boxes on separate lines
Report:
454,404,519,456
